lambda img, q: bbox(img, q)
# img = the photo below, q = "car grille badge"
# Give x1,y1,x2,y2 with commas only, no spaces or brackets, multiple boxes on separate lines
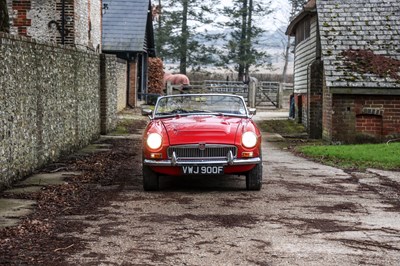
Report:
198,143,206,151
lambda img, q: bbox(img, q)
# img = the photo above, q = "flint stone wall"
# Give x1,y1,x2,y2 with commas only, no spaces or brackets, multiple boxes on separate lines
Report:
0,32,102,188
116,59,127,112
100,54,118,134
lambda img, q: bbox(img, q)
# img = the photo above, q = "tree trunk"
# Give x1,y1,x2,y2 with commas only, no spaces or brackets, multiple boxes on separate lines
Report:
238,0,248,81
180,0,188,74
245,0,253,81
0,0,10,33
158,0,162,29
155,0,162,57
281,36,291,83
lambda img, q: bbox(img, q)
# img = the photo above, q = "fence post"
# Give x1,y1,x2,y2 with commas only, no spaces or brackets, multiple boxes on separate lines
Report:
278,83,283,109
167,81,172,95
248,78,257,108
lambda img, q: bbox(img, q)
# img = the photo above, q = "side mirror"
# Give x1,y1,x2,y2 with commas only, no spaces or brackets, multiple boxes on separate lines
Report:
248,108,257,116
141,108,153,116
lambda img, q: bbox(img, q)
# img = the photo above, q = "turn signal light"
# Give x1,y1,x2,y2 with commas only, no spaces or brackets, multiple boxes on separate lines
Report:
242,152,254,158
150,153,163,159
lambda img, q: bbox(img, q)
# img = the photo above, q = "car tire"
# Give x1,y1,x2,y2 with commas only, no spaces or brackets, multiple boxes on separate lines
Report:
246,163,262,191
143,165,159,191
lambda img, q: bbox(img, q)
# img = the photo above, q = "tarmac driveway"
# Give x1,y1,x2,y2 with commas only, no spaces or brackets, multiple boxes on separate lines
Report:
64,135,400,265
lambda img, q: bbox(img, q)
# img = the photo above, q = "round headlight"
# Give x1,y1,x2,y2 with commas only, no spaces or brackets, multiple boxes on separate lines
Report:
242,131,257,148
147,133,162,150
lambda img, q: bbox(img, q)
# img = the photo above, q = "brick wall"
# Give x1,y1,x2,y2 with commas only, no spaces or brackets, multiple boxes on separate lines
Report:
356,115,382,137
294,94,307,126
331,95,357,143
55,0,74,45
7,0,102,51
0,33,117,188
11,0,31,36
308,60,323,139
330,95,400,143
128,61,137,107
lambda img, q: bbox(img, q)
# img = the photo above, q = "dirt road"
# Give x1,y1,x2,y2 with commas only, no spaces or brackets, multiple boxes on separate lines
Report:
63,132,400,265
2,112,399,265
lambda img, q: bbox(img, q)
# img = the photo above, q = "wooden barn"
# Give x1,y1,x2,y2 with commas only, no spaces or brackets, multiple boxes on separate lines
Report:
286,0,400,143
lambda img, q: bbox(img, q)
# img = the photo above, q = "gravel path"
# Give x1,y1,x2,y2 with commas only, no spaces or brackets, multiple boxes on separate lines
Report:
64,138,400,265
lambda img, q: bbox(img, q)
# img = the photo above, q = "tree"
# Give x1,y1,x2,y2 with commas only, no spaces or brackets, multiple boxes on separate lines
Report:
0,0,10,33
218,0,273,81
155,0,219,74
289,0,308,16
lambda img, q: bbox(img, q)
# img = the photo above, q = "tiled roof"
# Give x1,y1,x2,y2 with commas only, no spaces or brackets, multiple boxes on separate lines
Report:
286,1,316,36
317,0,400,88
102,0,151,52
304,0,316,10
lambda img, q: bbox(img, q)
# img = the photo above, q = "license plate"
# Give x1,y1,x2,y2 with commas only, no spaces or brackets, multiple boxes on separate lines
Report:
182,165,224,175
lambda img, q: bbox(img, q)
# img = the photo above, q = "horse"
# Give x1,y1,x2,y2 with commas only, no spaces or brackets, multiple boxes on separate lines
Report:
163,73,190,86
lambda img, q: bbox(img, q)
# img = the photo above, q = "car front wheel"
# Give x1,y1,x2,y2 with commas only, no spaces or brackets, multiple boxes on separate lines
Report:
143,165,159,191
246,163,262,191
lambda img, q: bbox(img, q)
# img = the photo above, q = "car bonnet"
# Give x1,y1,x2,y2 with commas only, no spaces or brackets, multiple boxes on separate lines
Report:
161,115,245,145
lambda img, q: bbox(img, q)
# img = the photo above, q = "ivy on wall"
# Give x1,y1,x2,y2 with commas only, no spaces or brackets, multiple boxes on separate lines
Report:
341,49,400,81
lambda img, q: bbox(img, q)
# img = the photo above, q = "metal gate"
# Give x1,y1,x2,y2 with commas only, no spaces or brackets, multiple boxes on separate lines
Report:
204,80,248,102
165,80,292,109
166,80,249,102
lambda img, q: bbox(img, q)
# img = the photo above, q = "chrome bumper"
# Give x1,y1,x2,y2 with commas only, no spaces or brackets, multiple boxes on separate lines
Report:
143,157,261,167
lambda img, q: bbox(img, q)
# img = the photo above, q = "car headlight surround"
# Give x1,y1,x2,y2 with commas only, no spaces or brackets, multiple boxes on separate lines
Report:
147,133,163,150
242,131,257,148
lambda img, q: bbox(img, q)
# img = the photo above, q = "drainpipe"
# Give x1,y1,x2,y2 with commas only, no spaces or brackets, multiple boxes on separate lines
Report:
61,0,65,44
306,60,313,127
126,54,135,108
126,59,131,108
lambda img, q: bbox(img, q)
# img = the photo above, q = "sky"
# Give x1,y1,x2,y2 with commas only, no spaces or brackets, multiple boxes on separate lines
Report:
217,0,291,32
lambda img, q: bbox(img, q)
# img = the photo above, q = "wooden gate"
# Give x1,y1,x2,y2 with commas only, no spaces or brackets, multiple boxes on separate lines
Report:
255,82,293,109
256,82,279,108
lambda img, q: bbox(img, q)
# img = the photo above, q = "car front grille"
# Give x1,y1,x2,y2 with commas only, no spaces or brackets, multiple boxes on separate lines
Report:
167,144,237,159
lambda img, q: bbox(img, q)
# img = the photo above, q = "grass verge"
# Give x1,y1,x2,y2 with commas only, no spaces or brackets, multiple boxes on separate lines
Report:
257,119,307,136
258,119,400,171
296,142,400,170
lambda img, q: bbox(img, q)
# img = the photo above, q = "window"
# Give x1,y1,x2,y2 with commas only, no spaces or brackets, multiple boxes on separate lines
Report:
295,18,311,45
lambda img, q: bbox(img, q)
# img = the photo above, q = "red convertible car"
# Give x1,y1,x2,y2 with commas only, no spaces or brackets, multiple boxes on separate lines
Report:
142,94,263,191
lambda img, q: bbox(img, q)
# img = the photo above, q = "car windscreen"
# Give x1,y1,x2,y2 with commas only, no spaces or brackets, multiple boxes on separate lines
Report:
154,95,247,117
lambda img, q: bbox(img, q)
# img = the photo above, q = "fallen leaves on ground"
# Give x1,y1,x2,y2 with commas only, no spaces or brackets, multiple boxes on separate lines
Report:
0,120,145,266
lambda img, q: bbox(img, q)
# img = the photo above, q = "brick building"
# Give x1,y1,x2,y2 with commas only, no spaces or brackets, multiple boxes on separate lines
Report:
6,0,102,51
286,0,400,143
